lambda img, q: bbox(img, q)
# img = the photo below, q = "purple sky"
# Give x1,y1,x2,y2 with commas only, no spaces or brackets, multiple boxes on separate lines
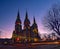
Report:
0,0,60,38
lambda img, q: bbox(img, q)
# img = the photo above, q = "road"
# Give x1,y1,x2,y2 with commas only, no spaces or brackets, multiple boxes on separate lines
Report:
0,41,60,49
0,44,60,49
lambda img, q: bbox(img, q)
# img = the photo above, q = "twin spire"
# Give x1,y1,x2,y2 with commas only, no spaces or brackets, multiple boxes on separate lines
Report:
16,10,37,25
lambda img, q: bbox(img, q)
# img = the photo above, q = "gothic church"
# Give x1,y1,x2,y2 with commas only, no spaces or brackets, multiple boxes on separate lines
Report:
12,11,40,43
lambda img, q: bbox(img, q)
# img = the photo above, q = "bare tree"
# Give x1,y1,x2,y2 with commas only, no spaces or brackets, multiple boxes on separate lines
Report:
44,5,60,36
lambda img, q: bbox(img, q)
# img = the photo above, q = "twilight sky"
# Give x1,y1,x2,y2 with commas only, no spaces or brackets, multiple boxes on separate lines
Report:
0,0,60,38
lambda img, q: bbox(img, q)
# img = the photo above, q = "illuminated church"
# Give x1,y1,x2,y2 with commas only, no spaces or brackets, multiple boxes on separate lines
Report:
12,11,40,43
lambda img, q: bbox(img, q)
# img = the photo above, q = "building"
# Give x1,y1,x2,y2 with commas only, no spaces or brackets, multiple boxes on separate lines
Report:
12,11,40,43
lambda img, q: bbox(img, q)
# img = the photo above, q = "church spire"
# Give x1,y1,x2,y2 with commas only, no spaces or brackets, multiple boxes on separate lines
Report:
17,10,20,19
15,10,22,33
15,10,21,24
32,16,37,28
33,17,36,24
25,11,28,19
24,11,30,29
24,11,30,25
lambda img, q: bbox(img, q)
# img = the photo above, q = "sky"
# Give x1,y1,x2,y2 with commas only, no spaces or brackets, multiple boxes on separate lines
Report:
0,0,60,38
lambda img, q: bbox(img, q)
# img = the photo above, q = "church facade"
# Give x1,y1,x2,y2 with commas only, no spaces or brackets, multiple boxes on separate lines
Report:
12,11,40,43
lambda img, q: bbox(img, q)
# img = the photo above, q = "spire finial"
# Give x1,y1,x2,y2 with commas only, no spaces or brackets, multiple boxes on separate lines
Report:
25,10,28,19
33,16,36,24
17,9,20,19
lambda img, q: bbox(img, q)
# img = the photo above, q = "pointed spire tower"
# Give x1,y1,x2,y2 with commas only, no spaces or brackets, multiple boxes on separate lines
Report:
15,10,22,33
32,17,38,28
23,11,31,42
34,17,36,23
31,16,40,41
34,17,37,24
12,10,22,42
15,10,21,24
24,11,30,29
